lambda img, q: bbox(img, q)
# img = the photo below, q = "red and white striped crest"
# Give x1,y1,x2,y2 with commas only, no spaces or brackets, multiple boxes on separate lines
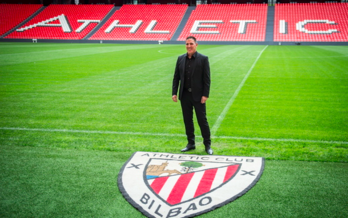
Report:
118,152,264,218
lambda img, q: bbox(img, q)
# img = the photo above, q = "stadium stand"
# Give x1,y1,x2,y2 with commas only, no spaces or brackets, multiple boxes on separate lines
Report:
274,3,348,42
2,2,347,43
177,4,268,41
0,4,42,37
6,4,114,40
89,4,188,41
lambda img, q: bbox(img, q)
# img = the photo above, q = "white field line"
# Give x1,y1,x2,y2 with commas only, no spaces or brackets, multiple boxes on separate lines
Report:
1,127,347,145
211,45,268,136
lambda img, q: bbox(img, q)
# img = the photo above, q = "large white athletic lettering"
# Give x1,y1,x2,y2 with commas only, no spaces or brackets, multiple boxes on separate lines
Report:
279,20,287,34
230,20,257,34
17,14,72,32
296,20,338,34
190,21,223,34
75,20,100,33
105,20,143,33
144,20,170,34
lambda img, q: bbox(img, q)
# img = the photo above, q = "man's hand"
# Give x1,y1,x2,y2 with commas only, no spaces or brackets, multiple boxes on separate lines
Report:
201,96,208,104
172,95,178,102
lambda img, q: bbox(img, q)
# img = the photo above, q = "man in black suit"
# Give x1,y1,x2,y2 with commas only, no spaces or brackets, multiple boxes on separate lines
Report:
172,36,213,155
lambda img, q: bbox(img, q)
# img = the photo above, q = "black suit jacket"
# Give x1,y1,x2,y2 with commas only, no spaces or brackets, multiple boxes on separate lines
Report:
172,52,211,102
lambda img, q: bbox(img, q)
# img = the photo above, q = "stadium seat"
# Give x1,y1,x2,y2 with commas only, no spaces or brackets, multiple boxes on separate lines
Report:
89,4,188,41
0,4,42,37
4,3,346,42
274,3,348,42
177,4,268,41
6,4,114,40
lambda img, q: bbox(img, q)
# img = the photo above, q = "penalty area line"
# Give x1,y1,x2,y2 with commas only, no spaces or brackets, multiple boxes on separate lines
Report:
211,45,268,137
0,127,347,145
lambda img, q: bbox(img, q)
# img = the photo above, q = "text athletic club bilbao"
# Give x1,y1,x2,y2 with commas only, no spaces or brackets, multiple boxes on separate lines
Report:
136,153,256,217
140,152,255,162
140,192,212,218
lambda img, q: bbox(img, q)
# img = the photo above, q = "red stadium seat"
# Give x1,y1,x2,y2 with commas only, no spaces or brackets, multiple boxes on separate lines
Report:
274,3,348,42
177,4,268,41
3,3,346,42
0,4,42,37
6,4,114,40
90,4,188,41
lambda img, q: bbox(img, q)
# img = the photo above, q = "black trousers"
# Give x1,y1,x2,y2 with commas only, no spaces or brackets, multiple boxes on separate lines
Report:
180,90,211,146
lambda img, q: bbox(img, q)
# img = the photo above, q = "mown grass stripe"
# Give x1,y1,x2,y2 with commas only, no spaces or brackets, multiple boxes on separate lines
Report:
1,127,347,145
211,45,268,136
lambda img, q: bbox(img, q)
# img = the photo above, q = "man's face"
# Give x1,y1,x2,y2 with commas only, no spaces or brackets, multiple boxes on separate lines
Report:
186,38,197,56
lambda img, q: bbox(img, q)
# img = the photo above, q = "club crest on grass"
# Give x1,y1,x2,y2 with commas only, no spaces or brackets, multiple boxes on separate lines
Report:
118,152,264,218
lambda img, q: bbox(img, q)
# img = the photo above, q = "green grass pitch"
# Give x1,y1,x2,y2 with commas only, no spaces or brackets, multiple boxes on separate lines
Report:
0,43,347,217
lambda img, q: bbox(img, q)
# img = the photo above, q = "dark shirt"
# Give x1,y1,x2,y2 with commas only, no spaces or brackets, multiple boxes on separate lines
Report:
184,52,196,90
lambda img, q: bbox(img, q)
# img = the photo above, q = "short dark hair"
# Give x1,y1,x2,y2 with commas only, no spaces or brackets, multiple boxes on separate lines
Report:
186,36,197,43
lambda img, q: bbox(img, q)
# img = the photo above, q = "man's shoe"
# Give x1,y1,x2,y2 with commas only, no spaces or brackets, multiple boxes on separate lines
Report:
181,144,195,152
205,147,213,155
